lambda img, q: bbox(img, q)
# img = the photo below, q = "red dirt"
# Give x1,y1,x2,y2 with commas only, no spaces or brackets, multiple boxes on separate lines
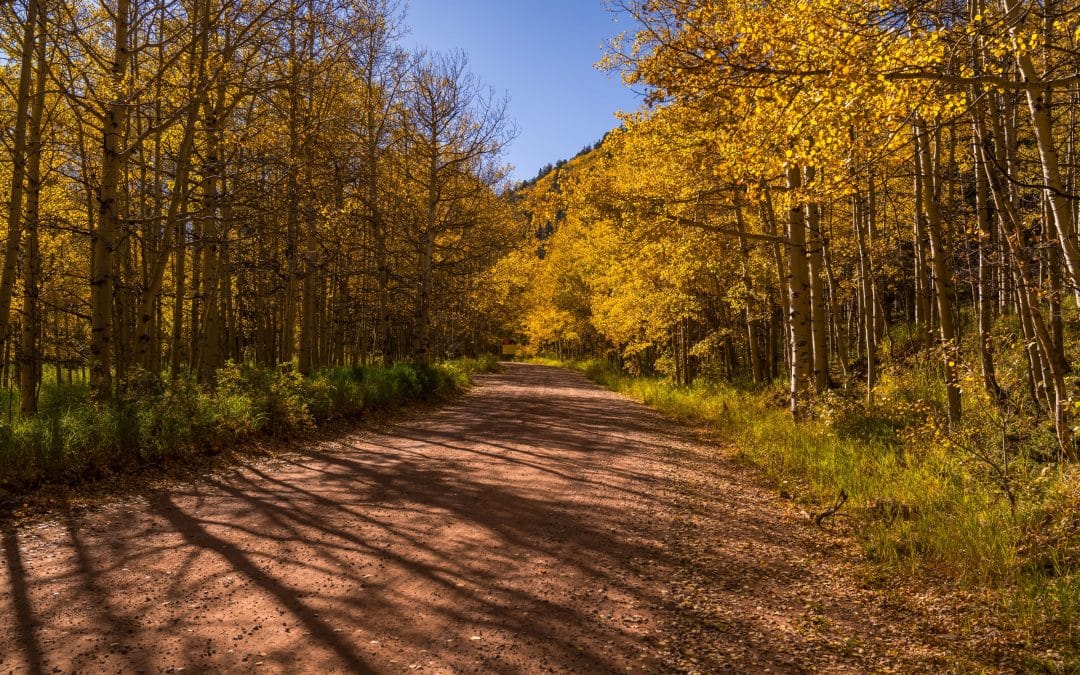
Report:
0,364,1000,673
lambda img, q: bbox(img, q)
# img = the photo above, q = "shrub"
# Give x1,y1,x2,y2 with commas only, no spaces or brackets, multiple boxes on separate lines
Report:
0,357,494,492
217,362,314,434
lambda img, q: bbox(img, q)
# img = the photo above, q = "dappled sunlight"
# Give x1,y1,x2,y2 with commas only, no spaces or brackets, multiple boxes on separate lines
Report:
0,364,989,672
0,364,671,672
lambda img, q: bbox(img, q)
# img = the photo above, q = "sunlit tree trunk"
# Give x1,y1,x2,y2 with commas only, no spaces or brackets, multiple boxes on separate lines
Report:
854,187,876,406
785,165,812,417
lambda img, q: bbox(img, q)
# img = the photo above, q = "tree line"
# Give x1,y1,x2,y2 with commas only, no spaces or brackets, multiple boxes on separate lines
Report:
0,0,515,412
508,0,1080,460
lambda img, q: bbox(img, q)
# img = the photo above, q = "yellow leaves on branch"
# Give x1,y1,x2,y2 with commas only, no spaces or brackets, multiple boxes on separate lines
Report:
509,0,1075,366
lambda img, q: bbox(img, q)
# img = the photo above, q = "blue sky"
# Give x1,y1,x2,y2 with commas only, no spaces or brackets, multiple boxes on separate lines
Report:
402,0,643,182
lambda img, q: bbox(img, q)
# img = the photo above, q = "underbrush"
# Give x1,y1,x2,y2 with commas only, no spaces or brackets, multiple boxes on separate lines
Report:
555,357,1078,664
0,355,500,492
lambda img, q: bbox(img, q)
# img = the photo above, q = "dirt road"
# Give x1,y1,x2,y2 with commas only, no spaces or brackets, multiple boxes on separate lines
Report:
0,364,983,673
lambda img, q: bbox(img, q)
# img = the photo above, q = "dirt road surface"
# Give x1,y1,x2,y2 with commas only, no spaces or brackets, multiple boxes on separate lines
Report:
1,364,986,673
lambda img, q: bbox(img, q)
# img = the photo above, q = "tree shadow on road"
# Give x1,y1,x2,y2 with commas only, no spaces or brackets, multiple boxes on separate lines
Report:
0,363,953,672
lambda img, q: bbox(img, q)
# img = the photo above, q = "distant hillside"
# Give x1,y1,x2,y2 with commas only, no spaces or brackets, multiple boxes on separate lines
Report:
514,129,618,191
509,128,617,254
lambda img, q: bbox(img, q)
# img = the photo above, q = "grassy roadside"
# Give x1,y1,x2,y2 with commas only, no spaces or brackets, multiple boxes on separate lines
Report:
0,355,500,498
531,357,1078,667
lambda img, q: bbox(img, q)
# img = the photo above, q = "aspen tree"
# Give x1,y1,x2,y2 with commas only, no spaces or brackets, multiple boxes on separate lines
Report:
18,2,47,415
1,0,41,360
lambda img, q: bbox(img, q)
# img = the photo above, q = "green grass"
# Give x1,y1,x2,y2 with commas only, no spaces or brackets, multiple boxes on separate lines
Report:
553,357,1078,663
0,355,500,492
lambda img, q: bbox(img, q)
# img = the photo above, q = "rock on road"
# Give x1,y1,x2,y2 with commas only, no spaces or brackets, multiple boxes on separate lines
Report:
1,364,983,673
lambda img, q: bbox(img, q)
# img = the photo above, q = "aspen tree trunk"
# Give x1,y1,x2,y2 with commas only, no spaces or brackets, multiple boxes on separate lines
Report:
1047,233,1066,374
975,102,1074,458
323,172,347,368
1038,13,1068,377
141,148,158,374
222,206,239,364
973,125,1004,404
0,0,41,356
252,232,272,366
766,305,780,382
318,273,328,366
724,334,736,379
19,16,46,416
144,0,166,377
912,163,931,343
760,183,790,376
90,0,132,403
1015,267,1051,409
1003,0,1080,303
785,166,812,417
299,148,319,375
413,140,438,363
914,119,962,427
114,167,134,390
282,174,299,364
682,319,692,384
820,220,850,377
334,260,349,366
358,37,395,365
138,4,204,373
804,167,828,391
170,211,186,379
373,243,391,363
281,8,302,366
671,330,682,386
371,164,392,365
854,190,876,406
994,90,1055,410
734,193,763,384
221,218,236,364
1070,88,1080,240
414,223,436,363
188,203,201,363
1006,199,1067,443
992,97,1050,409
196,63,225,383
866,172,887,344
197,214,222,382
135,103,198,370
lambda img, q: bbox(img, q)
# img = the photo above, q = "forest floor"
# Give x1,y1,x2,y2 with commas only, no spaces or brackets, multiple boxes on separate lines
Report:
0,363,1019,673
